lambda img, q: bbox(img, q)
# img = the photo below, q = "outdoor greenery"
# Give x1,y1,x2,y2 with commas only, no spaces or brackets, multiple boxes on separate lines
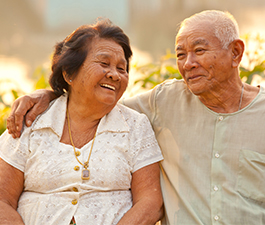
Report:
0,65,51,135
0,34,265,135
134,34,265,90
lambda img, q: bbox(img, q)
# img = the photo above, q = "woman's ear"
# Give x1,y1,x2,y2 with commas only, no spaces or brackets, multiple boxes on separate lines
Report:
63,70,72,85
231,39,245,68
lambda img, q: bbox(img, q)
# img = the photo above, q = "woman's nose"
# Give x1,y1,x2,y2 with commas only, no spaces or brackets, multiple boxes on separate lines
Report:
106,68,121,81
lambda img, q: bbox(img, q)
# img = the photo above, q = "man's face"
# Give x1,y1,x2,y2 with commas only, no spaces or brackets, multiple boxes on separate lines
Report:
175,21,233,96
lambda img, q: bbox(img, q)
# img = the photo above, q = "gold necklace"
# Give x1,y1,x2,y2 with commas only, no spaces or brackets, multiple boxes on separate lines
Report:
238,83,244,111
66,107,96,180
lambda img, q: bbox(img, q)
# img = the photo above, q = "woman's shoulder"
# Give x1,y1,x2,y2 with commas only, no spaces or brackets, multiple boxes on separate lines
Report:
115,103,152,128
116,103,148,119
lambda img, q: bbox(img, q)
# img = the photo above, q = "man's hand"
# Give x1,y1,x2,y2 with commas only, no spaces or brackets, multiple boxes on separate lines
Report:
6,89,57,138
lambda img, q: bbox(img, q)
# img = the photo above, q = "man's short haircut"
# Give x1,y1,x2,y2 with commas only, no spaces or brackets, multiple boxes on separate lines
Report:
178,10,240,49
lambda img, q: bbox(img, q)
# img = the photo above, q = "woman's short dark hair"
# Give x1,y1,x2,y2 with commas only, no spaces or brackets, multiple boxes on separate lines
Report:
49,18,132,96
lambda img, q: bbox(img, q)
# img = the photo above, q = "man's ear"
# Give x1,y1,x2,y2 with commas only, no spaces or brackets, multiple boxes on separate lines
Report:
231,39,245,68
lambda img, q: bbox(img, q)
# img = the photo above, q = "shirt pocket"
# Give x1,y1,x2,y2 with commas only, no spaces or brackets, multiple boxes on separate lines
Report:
236,149,265,203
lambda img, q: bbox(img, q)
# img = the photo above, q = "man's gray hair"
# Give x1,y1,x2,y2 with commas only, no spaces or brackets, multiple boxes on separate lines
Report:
179,10,239,49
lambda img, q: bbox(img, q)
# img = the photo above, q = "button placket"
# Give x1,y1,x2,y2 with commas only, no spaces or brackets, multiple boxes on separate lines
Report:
211,115,226,223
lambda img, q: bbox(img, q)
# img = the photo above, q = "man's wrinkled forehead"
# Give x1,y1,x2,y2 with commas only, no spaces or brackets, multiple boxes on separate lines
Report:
175,22,213,50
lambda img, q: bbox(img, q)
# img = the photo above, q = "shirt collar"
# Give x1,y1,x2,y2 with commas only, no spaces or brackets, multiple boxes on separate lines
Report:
97,103,130,135
31,93,67,138
32,93,129,138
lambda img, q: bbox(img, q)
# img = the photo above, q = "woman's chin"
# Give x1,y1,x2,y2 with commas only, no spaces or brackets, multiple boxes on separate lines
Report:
99,97,118,107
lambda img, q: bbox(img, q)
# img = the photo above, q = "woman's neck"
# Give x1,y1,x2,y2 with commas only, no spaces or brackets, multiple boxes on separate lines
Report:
67,94,114,126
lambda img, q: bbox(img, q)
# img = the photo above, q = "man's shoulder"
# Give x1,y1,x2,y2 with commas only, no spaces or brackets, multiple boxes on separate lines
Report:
154,79,192,99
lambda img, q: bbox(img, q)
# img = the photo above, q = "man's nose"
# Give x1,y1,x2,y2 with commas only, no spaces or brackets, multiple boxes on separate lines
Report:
183,53,198,71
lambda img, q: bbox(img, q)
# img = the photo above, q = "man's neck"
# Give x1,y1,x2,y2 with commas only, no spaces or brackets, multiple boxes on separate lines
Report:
197,83,259,114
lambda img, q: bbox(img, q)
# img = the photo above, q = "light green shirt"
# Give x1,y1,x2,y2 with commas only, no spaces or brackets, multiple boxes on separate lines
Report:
123,79,265,225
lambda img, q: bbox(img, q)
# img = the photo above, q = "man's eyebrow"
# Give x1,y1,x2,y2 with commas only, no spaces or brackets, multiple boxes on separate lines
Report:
175,45,183,51
175,39,209,51
192,39,209,46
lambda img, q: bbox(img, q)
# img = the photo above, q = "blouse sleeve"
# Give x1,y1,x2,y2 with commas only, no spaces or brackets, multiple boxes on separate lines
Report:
0,126,31,172
130,114,163,173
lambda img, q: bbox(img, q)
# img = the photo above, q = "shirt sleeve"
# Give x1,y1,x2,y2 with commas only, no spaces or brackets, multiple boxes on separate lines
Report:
130,113,163,173
122,85,159,124
0,127,30,172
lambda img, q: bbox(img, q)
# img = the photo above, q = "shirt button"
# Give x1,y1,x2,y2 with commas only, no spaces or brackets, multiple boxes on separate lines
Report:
72,199,78,205
213,186,219,191
215,153,220,158
75,151,81,156
214,215,220,221
73,187,78,192
74,166,80,171
219,116,223,121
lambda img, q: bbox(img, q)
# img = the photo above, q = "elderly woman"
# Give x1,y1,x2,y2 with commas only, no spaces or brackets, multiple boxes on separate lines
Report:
0,19,163,224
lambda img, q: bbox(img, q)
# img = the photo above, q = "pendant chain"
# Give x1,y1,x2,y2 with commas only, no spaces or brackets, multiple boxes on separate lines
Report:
66,107,96,170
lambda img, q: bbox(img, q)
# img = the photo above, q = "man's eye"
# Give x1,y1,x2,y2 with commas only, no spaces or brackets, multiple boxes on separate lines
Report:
177,53,185,59
195,48,205,54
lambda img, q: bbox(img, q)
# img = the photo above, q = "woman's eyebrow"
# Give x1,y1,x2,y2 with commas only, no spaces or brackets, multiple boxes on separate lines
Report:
94,53,127,64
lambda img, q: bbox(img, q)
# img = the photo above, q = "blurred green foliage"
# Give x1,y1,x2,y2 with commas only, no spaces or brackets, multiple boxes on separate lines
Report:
0,65,51,135
0,89,17,134
239,34,265,83
0,34,265,135
134,34,265,89
134,49,181,89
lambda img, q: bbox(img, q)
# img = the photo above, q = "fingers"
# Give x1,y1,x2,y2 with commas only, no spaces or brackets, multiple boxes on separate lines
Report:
24,100,48,127
7,95,37,138
6,100,21,138
7,96,30,138
6,90,55,138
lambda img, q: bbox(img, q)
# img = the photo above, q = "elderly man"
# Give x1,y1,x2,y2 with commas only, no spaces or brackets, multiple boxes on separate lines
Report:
5,10,265,225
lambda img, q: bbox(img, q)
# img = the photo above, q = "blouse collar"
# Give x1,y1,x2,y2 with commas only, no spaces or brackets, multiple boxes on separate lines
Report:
32,93,130,138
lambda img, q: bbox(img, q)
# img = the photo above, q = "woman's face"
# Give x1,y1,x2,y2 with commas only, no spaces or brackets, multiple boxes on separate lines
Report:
69,38,128,108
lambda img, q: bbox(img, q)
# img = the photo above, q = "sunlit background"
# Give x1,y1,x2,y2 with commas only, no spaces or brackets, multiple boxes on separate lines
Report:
1,0,265,99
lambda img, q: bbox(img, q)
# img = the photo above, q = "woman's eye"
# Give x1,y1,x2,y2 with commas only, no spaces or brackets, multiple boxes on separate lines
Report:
100,62,108,66
118,67,125,72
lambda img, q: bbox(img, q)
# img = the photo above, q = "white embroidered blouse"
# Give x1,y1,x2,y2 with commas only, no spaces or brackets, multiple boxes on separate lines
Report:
0,94,163,225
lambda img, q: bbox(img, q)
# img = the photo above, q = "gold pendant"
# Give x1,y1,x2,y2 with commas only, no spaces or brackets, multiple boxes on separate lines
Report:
82,168,90,180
